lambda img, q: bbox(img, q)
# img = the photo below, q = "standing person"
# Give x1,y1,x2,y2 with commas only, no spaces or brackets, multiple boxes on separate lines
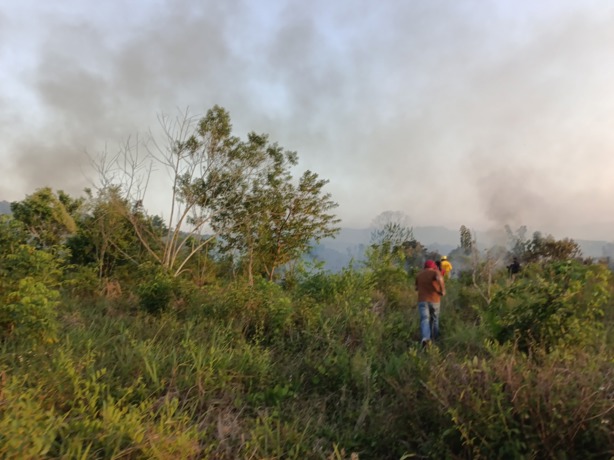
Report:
507,257,521,280
415,260,446,348
440,256,453,278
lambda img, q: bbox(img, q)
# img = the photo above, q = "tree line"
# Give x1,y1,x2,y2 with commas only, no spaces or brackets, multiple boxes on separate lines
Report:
8,105,340,288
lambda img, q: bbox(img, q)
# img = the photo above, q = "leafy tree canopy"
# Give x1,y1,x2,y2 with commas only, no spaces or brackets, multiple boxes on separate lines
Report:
11,188,83,248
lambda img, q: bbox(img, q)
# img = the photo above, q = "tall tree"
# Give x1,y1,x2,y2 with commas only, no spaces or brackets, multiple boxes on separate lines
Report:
460,224,473,253
258,169,340,281
370,211,413,254
367,212,420,276
94,106,253,277
526,232,582,262
502,226,582,263
95,105,339,281
211,136,340,283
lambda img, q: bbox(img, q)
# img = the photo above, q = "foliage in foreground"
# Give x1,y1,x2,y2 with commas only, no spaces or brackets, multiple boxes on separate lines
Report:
0,257,612,459
4,105,612,458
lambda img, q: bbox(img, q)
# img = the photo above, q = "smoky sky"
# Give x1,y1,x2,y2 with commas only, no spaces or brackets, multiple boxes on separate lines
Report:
2,0,614,239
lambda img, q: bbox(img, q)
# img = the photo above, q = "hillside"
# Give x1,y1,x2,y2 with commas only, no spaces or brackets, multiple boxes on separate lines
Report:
0,212,612,458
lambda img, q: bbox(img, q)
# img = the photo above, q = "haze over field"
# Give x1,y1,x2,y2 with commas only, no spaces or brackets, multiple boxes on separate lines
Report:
1,0,614,240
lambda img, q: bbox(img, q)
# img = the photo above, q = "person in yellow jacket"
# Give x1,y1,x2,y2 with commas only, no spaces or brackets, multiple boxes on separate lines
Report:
440,256,453,278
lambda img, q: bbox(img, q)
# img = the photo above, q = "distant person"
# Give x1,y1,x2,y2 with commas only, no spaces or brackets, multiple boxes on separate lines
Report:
415,260,446,348
507,257,521,280
440,256,453,278
435,259,443,274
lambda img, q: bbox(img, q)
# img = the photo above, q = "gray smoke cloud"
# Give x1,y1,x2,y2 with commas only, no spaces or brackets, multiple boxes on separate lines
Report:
2,0,614,239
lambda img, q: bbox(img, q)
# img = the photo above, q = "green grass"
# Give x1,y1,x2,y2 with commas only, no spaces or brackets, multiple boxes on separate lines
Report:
0,266,613,459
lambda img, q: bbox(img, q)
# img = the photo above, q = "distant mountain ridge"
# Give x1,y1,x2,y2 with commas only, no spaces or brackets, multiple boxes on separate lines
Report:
312,225,614,272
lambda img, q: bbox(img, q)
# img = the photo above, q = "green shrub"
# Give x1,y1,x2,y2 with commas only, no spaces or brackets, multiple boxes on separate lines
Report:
135,264,175,314
1,244,64,291
0,242,63,343
209,279,295,343
0,277,60,343
137,277,173,314
485,260,610,351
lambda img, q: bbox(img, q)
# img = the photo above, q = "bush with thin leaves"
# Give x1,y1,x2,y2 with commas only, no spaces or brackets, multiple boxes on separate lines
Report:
484,260,610,352
0,277,59,343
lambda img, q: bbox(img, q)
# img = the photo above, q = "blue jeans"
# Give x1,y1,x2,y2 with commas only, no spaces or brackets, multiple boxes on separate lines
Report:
418,301,440,341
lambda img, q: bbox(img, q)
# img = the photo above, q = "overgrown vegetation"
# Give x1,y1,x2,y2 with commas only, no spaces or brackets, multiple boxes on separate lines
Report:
1,107,612,459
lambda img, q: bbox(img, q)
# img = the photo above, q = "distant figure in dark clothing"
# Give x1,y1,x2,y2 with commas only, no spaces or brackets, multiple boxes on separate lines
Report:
507,257,521,280
435,260,443,274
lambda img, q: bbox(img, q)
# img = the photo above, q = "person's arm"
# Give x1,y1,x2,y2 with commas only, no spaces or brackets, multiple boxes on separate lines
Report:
436,273,446,296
